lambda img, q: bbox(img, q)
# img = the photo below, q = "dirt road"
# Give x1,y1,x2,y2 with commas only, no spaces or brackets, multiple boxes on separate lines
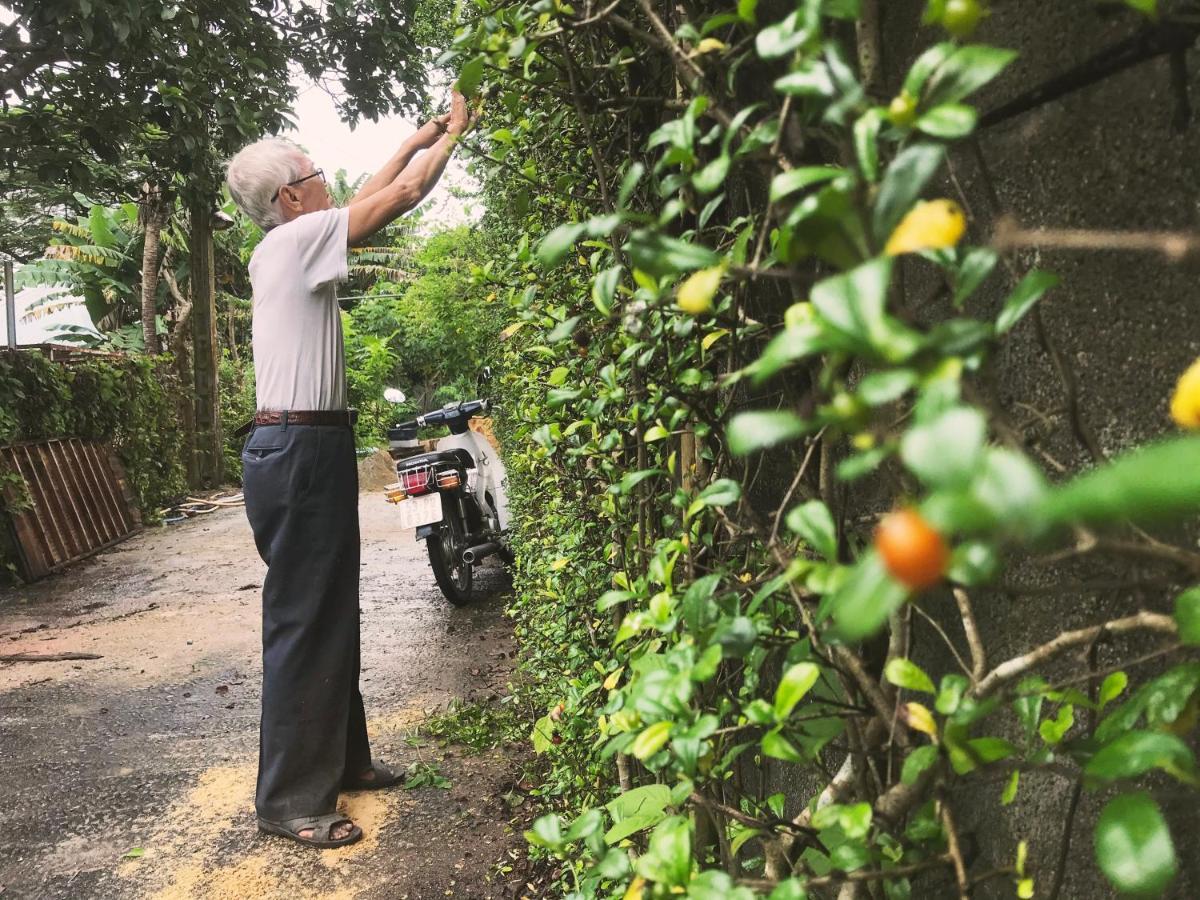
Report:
0,482,526,900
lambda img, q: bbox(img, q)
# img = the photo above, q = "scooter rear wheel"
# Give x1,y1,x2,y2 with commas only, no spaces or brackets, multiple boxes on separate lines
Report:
428,528,473,606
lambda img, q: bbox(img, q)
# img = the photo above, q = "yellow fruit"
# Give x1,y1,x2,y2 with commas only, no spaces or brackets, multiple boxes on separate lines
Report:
676,265,723,315
1170,357,1200,429
943,0,985,38
887,90,919,127
885,199,966,256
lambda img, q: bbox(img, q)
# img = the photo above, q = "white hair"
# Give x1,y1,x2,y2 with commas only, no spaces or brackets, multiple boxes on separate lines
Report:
225,137,309,229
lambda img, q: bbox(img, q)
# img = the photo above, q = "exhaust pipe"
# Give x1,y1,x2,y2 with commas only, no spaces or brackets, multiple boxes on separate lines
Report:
462,541,501,565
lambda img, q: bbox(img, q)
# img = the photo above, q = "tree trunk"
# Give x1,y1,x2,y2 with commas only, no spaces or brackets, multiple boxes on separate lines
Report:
139,186,168,354
188,198,222,487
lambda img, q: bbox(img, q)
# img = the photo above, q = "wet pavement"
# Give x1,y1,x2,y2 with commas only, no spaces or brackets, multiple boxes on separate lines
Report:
0,489,523,899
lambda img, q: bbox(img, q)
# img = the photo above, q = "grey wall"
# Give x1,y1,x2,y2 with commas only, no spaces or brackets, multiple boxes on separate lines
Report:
881,2,1199,896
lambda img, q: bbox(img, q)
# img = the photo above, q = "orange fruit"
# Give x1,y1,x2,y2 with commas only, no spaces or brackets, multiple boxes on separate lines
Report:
875,508,949,590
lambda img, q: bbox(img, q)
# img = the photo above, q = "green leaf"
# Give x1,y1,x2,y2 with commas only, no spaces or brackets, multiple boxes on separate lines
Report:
122,847,144,859
775,662,821,719
537,222,586,268
604,784,671,843
525,813,563,850
626,229,720,278
1001,771,1019,805
1099,672,1129,709
531,714,556,753
786,500,837,560
825,551,910,641
644,425,671,442
618,163,645,207
901,745,939,785
762,727,805,763
996,270,1058,333
916,103,977,138
756,10,809,59
631,721,674,760
1174,588,1200,646
811,258,918,363
857,369,917,406
1094,793,1177,898
592,265,621,316
767,879,809,900
769,166,847,203
636,816,692,886
694,155,730,194
853,108,883,181
1037,437,1200,531
1096,663,1200,742
727,410,808,456
936,674,969,715
1039,704,1074,745
872,143,945,243
885,658,936,694
900,405,987,488
1085,731,1195,783
696,478,741,508
925,46,1018,107
454,55,487,97
903,42,956,97
953,247,999,307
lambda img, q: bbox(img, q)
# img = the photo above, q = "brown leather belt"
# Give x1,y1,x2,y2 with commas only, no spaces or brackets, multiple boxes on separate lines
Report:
253,409,358,427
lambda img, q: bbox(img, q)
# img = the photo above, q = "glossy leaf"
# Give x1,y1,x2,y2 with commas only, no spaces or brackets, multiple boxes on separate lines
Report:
1094,793,1177,897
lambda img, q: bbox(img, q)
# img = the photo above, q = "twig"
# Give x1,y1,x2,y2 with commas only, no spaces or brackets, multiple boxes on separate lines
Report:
742,855,954,891
911,601,974,682
975,611,1176,697
952,587,987,684
992,216,1200,261
769,429,825,545
937,791,971,899
0,652,103,663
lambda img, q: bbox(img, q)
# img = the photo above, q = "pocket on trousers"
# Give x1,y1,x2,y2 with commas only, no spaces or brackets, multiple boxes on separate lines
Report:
243,446,285,461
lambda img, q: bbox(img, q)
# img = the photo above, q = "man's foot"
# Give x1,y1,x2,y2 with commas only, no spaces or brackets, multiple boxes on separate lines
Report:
258,813,363,848
300,820,356,841
342,760,402,791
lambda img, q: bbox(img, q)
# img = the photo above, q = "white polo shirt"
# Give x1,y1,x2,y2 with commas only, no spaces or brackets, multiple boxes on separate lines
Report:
247,207,350,412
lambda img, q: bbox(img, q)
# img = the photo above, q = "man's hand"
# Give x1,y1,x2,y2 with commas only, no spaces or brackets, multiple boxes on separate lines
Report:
445,89,478,138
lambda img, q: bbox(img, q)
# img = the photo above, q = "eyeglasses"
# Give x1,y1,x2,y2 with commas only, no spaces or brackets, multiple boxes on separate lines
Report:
271,168,325,203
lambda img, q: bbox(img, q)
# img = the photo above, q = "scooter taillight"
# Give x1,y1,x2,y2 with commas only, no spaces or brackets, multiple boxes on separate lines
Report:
400,466,433,496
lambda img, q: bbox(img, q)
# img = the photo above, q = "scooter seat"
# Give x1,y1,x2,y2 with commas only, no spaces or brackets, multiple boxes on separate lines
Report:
396,448,475,472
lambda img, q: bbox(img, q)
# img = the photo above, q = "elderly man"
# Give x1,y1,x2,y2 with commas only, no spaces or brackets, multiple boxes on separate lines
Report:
224,91,473,848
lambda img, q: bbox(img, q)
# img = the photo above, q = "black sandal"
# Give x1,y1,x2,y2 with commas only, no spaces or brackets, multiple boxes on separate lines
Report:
342,760,402,791
257,812,363,848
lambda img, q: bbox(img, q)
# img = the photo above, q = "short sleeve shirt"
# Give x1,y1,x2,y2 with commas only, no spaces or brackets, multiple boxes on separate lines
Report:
247,207,350,411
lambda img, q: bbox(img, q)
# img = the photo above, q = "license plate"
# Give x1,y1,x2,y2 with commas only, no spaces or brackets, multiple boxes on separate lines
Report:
394,492,442,529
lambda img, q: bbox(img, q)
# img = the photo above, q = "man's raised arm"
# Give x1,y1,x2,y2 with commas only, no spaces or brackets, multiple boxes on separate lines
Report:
347,90,475,246
348,112,450,207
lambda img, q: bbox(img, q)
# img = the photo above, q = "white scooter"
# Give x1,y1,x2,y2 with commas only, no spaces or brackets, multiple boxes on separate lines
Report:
382,387,511,605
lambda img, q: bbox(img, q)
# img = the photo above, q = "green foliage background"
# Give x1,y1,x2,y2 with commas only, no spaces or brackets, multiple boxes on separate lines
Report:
0,351,188,577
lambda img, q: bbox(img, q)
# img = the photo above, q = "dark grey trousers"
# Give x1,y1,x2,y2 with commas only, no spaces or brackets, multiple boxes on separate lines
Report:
241,422,371,822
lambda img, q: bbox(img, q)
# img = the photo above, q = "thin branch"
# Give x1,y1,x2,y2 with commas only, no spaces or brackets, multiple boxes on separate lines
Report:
975,611,1177,698
937,791,971,900
992,216,1200,261
952,587,987,684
